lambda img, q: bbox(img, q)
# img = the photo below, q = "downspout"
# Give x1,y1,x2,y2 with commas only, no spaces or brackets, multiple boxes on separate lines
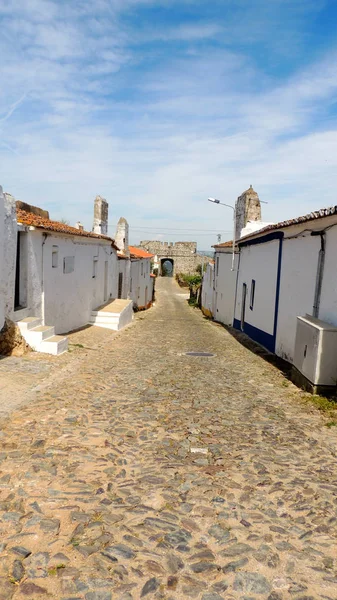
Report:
311,230,326,318
41,233,48,325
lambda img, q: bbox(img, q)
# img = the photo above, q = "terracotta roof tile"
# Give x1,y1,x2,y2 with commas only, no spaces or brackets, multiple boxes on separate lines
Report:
212,240,234,248
16,209,119,249
129,246,154,259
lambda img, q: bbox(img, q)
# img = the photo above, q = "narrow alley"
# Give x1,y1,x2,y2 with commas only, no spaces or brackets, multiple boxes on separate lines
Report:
0,277,336,600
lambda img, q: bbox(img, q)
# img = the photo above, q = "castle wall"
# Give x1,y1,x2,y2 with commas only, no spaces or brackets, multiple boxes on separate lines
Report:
140,240,204,275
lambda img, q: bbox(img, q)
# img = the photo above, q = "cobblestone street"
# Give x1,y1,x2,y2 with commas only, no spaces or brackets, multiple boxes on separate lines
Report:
0,277,337,599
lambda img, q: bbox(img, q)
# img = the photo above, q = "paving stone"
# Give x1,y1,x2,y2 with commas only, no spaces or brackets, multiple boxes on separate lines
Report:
141,577,160,596
0,278,337,600
233,572,271,594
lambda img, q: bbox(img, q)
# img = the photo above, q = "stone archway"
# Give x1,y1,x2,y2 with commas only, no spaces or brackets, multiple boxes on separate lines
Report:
160,258,174,277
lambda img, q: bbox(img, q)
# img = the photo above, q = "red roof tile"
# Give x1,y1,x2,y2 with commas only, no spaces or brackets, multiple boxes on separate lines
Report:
212,240,234,248
129,246,154,259
16,209,119,249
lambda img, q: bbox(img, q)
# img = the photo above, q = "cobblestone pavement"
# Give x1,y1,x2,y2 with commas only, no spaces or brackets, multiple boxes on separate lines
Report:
1,278,337,600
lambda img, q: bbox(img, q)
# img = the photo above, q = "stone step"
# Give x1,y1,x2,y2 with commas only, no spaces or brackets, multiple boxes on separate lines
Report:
39,335,68,356
24,325,55,344
89,314,120,324
17,317,41,332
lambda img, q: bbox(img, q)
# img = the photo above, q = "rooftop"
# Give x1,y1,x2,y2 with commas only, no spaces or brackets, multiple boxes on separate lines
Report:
212,240,234,249
16,208,119,249
129,246,154,259
239,205,337,242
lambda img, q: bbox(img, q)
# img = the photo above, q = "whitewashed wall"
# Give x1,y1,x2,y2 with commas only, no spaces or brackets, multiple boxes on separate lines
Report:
275,234,319,362
42,234,118,333
118,258,130,299
201,263,214,318
130,258,153,309
214,251,238,325
234,239,280,351
0,187,4,330
16,230,117,334
318,225,337,326
2,194,17,323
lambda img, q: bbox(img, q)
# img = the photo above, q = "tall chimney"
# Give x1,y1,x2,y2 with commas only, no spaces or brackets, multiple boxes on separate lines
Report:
115,217,130,255
235,185,261,240
93,195,108,235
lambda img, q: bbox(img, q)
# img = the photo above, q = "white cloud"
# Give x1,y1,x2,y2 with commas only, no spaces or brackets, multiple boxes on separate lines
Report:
1,0,337,249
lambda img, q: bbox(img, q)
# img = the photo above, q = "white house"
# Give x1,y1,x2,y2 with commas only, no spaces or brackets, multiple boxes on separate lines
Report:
234,207,337,364
202,185,271,327
211,242,238,325
201,261,214,318
0,192,134,355
129,246,154,310
115,217,155,310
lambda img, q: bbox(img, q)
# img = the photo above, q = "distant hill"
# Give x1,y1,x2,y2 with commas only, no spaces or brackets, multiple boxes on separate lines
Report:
198,251,214,257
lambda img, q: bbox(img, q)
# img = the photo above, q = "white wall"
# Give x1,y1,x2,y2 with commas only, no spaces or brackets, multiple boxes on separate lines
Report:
41,234,117,333
276,234,319,362
318,225,337,327
2,193,17,322
214,251,238,325
201,263,214,318
234,239,280,351
130,258,153,309
118,258,130,299
0,187,4,330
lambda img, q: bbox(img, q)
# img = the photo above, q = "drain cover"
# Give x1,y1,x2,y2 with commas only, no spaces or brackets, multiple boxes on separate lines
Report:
185,352,215,357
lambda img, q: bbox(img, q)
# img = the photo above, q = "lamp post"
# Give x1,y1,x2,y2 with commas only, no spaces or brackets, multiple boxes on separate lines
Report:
208,198,236,271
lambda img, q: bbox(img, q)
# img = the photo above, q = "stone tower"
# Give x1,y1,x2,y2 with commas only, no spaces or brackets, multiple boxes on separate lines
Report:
235,185,261,241
115,217,130,255
93,195,108,235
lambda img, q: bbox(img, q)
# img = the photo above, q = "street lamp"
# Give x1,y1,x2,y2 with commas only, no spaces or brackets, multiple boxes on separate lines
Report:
208,198,236,271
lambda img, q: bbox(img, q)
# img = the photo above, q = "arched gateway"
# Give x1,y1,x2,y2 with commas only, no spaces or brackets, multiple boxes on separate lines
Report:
139,241,205,276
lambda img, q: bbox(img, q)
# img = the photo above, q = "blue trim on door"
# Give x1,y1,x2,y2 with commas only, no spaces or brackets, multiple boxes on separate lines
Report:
233,318,275,352
233,232,284,354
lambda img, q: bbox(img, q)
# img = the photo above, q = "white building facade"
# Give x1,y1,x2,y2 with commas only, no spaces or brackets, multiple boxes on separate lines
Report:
233,209,337,364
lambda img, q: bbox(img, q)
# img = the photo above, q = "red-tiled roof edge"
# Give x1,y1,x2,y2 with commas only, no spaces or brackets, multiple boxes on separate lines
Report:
212,240,235,248
128,246,154,259
238,205,337,243
16,209,119,249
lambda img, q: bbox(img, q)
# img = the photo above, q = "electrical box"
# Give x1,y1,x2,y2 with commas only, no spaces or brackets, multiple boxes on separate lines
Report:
293,315,337,388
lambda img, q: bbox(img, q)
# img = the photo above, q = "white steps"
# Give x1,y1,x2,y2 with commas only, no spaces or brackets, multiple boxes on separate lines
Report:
17,317,68,355
89,299,133,331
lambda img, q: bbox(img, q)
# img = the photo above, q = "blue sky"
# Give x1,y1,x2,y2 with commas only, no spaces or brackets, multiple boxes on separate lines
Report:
1,0,337,249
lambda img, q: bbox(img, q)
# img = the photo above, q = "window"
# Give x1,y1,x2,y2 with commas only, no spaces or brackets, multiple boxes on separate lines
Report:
92,256,98,278
216,256,219,276
250,279,256,310
52,246,58,268
63,256,75,274
141,263,143,276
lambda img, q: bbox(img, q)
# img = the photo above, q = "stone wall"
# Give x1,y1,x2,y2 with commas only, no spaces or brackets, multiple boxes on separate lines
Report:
235,185,261,241
139,240,205,275
93,195,108,235
0,318,30,357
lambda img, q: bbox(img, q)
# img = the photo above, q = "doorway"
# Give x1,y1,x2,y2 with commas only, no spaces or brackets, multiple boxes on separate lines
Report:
14,232,28,310
160,258,174,276
241,283,247,330
104,261,108,301
118,272,123,299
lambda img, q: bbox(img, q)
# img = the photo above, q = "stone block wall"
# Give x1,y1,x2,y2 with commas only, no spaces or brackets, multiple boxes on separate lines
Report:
139,240,204,275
